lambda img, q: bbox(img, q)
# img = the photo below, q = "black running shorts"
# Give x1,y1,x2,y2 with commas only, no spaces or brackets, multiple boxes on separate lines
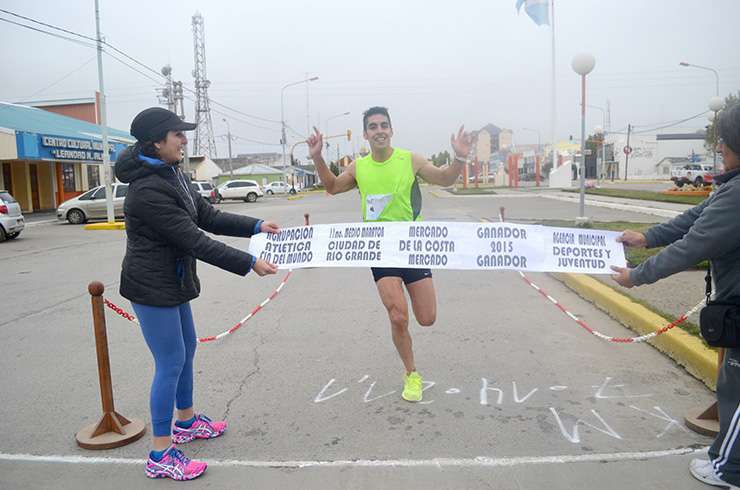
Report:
371,267,432,284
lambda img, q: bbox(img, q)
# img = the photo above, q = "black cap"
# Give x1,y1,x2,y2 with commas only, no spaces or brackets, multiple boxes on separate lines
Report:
130,107,197,142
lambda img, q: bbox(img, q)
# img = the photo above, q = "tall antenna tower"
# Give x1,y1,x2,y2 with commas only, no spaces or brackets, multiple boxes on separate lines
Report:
191,12,217,157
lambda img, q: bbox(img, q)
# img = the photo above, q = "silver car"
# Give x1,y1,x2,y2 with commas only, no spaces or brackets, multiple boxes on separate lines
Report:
0,190,24,241
191,181,216,203
57,183,128,224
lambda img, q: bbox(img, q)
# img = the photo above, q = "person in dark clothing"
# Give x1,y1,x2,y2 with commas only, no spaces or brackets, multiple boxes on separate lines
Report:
612,103,740,490
115,107,279,481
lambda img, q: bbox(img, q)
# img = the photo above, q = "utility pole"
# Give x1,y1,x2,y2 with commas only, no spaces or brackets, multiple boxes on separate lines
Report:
171,79,190,172
94,0,114,224
158,65,175,112
624,123,632,181
222,118,234,177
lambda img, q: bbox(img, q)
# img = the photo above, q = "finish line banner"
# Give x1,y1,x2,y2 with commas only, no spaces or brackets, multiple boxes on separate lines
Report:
248,222,626,274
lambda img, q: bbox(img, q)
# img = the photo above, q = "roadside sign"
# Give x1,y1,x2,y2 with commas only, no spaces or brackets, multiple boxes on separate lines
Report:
623,145,633,155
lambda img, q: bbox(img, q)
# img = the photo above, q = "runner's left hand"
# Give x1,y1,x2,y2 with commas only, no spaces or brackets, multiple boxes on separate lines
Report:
451,125,473,159
611,266,634,288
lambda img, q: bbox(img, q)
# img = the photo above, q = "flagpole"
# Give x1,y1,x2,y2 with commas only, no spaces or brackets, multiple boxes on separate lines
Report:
550,0,557,174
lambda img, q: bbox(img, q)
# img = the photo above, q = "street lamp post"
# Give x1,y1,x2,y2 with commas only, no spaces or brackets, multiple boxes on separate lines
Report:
709,96,725,172
572,53,596,224
281,76,319,168
679,62,720,96
222,118,234,177
326,111,350,165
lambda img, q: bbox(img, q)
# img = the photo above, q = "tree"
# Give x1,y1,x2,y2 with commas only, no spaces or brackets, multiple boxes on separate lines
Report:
429,150,451,167
706,90,739,151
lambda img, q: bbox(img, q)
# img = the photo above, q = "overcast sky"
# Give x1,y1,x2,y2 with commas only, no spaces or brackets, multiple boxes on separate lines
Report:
1,0,738,158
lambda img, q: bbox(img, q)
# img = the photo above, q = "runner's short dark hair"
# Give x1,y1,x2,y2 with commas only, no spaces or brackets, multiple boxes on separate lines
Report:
363,107,392,131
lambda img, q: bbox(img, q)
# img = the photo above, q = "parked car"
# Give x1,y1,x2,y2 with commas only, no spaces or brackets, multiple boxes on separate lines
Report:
213,180,264,203
0,190,24,242
264,181,296,195
671,163,715,187
57,183,128,224
191,181,216,203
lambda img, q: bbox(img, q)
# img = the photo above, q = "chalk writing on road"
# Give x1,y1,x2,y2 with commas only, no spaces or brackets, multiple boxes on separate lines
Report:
312,375,692,444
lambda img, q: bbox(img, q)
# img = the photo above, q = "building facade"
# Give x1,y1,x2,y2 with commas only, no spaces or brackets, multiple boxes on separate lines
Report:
0,101,132,213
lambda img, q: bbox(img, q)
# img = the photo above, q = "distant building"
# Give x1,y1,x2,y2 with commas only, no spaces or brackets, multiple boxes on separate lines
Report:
608,130,709,179
212,152,282,173
189,155,221,182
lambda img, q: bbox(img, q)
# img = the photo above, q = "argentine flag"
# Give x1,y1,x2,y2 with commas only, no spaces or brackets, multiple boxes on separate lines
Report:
516,0,550,26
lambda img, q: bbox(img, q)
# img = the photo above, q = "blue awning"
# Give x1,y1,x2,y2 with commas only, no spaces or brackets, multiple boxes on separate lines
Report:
0,101,134,163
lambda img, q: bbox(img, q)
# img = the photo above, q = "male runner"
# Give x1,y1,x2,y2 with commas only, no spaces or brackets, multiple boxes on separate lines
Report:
307,106,471,402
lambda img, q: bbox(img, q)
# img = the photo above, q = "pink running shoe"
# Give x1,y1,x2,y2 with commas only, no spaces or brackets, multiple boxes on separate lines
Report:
145,445,206,480
172,414,227,444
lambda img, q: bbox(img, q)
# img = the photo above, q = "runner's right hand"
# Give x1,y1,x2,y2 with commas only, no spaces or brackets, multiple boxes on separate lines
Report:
307,127,324,160
252,258,278,276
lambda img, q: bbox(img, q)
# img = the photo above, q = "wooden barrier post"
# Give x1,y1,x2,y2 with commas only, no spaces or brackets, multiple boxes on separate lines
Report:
76,281,146,449
685,348,723,437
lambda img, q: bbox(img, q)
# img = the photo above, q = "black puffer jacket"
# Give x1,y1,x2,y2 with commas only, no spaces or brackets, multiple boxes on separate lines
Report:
115,146,260,306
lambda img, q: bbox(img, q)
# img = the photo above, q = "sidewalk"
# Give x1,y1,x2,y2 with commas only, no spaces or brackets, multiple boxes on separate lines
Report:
23,210,58,227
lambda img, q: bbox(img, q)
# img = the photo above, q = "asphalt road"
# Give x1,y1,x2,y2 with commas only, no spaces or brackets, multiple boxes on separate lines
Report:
0,188,714,489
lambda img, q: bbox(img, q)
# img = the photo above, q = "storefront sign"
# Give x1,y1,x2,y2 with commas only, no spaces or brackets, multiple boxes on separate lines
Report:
40,135,116,162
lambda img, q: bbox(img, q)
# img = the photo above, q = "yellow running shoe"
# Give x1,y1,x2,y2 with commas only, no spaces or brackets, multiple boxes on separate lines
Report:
402,371,423,402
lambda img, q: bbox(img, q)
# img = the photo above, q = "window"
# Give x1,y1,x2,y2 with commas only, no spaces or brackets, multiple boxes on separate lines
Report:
78,188,97,200
62,163,76,192
2,163,11,191
245,182,256,187
115,185,128,198
0,191,16,203
91,187,107,200
201,183,213,190
87,165,100,188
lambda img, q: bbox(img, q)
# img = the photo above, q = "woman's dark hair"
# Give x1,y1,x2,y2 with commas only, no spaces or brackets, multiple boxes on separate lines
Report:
135,130,169,159
717,103,740,157
363,106,391,131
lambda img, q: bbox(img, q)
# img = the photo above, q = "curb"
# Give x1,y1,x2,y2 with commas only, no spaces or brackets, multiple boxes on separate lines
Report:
553,272,718,390
84,222,125,230
540,194,682,218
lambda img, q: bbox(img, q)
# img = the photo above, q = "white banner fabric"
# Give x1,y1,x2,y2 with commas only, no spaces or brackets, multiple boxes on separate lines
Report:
248,222,626,275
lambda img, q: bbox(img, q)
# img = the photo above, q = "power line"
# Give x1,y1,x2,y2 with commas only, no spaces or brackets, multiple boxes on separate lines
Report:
232,134,282,146
1,8,280,127
0,7,97,42
0,16,95,48
24,56,97,99
102,48,167,87
633,111,709,134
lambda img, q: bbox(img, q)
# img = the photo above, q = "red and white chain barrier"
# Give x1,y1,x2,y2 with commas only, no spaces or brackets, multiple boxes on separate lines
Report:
493,207,705,344
517,271,704,343
104,271,293,344
104,214,309,344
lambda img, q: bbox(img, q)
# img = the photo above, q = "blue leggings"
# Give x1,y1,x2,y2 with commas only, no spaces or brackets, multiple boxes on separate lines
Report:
132,302,197,437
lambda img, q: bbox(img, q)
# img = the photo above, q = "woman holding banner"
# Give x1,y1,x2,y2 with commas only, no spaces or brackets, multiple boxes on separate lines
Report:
612,103,740,489
116,107,279,481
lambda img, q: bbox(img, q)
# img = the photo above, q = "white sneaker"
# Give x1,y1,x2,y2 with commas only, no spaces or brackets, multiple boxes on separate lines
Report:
690,458,740,489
